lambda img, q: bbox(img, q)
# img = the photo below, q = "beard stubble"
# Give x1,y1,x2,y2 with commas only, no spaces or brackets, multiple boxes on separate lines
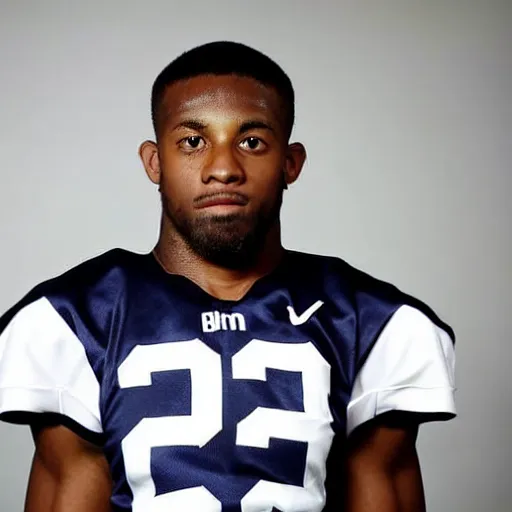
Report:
161,187,284,269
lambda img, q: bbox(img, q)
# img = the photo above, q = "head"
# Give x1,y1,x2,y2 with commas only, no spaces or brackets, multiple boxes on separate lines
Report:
140,41,306,269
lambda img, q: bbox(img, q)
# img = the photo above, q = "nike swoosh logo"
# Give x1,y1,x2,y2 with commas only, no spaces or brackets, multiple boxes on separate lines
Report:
287,300,324,326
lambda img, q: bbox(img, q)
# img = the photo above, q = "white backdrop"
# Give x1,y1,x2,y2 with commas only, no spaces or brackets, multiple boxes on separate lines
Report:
0,1,511,510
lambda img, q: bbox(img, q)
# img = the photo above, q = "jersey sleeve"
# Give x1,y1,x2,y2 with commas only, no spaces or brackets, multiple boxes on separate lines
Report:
346,304,456,436
0,294,103,438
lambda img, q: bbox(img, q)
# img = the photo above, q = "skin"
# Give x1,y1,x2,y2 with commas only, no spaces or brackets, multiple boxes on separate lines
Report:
142,74,305,299
25,425,111,512
345,416,426,511
25,74,425,511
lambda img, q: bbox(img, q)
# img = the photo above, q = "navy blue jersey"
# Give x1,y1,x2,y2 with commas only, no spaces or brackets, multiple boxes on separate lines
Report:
0,249,456,511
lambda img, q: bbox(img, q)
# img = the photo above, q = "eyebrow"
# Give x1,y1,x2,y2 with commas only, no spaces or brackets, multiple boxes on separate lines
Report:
239,120,275,134
172,119,208,132
171,119,275,134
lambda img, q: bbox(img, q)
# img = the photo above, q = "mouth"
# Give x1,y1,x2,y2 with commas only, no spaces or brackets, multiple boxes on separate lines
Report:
194,192,249,210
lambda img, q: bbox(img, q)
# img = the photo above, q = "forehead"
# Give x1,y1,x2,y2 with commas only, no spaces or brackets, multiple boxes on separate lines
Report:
160,75,284,127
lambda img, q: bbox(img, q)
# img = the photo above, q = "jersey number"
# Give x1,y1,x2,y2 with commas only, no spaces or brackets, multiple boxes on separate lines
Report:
118,339,334,511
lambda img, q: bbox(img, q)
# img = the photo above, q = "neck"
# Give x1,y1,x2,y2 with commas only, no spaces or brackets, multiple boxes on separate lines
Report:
153,220,284,301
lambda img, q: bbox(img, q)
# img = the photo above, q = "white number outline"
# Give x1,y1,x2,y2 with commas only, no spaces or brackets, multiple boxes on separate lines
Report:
118,339,333,511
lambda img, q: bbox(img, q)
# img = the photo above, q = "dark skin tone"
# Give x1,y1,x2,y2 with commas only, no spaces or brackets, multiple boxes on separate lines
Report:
25,75,425,511
141,74,305,299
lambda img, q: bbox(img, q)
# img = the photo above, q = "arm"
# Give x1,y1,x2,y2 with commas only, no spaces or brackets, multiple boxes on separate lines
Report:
345,305,457,510
345,414,425,512
25,424,112,512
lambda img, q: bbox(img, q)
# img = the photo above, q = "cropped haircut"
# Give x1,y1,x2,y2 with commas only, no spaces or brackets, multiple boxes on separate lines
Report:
151,41,295,138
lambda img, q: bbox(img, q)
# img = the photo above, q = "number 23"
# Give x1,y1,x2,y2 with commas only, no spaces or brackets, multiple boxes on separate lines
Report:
118,339,334,511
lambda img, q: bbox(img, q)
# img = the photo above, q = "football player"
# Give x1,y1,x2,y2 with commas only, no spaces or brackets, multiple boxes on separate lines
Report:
0,41,456,511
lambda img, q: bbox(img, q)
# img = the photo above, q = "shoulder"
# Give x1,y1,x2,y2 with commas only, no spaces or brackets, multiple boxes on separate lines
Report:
287,250,454,341
0,249,143,438
296,254,460,434
0,248,147,332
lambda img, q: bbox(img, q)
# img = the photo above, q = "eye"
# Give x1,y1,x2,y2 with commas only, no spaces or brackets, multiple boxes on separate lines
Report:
240,137,266,152
178,136,205,151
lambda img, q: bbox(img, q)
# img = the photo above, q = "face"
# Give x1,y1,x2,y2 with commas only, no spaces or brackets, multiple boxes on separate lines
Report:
140,74,306,268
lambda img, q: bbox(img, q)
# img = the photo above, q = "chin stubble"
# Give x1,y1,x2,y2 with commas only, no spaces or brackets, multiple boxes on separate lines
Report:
162,190,283,269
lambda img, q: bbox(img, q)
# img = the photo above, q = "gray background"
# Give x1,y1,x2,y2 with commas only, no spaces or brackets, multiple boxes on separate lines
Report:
0,1,510,510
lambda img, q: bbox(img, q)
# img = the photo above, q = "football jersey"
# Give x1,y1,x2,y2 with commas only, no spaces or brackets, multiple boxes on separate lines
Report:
0,249,456,511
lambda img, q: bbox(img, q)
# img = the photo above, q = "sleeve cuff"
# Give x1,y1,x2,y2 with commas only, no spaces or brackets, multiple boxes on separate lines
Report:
0,386,102,435
346,385,456,436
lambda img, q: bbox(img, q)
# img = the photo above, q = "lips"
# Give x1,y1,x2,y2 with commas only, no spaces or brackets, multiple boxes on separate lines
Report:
194,192,249,209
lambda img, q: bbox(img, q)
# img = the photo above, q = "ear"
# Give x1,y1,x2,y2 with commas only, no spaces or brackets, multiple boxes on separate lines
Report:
283,142,306,188
139,140,160,185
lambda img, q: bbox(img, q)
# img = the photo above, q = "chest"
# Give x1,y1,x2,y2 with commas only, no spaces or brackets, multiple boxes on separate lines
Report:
98,292,354,511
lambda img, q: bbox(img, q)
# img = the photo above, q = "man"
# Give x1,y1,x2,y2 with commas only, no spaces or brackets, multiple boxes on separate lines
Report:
0,41,455,511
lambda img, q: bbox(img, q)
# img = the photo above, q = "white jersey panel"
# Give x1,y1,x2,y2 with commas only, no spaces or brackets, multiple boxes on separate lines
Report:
0,297,102,433
347,304,456,435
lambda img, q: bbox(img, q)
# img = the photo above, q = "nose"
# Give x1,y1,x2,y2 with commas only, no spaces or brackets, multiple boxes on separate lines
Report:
201,144,245,185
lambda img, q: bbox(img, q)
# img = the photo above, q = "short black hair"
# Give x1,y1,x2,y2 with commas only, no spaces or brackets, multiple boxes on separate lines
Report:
151,41,295,139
